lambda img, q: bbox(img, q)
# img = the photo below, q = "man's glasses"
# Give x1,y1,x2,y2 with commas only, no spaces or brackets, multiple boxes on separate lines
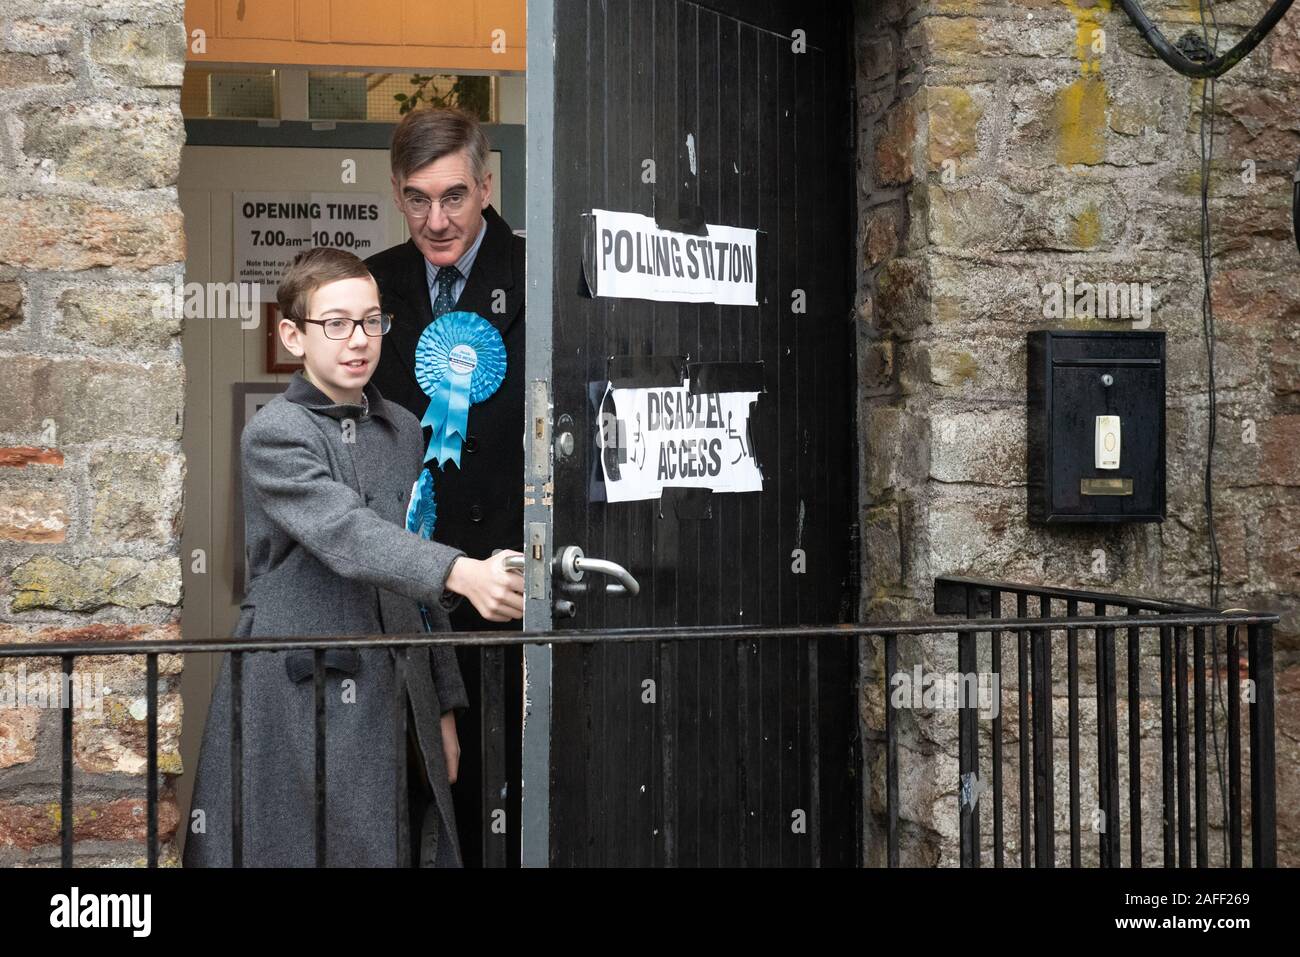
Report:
400,182,479,218
302,313,392,339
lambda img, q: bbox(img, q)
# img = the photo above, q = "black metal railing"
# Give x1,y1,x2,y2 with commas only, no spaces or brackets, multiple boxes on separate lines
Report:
0,576,1277,867
930,577,1277,869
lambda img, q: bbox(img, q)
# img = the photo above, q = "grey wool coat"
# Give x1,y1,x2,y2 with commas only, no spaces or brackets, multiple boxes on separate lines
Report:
184,371,469,868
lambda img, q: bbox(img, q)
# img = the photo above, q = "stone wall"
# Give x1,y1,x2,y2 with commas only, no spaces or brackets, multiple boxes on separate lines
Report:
856,0,1299,866
0,0,186,865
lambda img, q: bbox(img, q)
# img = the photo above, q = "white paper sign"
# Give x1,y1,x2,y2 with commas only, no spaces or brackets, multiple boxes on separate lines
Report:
599,381,763,503
234,191,389,296
585,208,758,306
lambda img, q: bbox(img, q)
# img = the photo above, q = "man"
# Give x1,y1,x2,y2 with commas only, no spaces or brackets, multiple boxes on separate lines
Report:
366,108,526,868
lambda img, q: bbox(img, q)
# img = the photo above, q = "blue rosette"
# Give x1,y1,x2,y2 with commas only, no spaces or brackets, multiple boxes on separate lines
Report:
405,468,437,539
414,310,506,469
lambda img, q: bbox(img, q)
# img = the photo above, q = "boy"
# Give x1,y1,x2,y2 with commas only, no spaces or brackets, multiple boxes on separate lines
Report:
184,247,525,868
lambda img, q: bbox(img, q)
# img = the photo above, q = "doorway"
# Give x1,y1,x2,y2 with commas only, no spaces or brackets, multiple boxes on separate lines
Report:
175,0,526,866
521,0,860,865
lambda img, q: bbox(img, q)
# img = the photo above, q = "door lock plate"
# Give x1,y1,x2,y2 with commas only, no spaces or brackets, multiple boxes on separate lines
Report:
526,521,548,601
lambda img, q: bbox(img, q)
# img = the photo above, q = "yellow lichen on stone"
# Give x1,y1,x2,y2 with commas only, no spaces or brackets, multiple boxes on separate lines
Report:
1072,203,1103,248
1057,77,1108,166
1056,0,1111,165
927,86,983,167
947,351,979,383
1062,0,1112,72
159,752,184,774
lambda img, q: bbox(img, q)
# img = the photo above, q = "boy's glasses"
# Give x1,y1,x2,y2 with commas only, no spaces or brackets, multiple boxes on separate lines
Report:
302,313,393,339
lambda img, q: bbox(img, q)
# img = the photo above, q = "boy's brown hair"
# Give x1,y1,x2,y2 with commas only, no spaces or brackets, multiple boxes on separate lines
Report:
277,247,376,328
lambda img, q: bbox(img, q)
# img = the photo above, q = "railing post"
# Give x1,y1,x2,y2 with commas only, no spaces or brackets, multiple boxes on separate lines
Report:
1175,627,1191,867
1066,598,1080,867
884,634,898,868
1193,626,1208,867
958,588,981,868
1126,611,1142,868
1032,595,1054,867
1248,623,1276,867
1017,592,1031,868
61,653,74,868
1095,603,1119,868
147,653,159,868
1160,625,1175,867
1227,623,1242,868
990,588,1004,869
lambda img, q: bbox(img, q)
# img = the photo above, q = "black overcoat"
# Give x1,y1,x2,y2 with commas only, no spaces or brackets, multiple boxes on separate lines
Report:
365,204,526,632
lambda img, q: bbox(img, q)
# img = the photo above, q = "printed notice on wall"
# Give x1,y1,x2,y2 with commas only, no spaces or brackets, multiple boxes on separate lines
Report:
234,192,388,296
583,209,759,306
598,382,762,503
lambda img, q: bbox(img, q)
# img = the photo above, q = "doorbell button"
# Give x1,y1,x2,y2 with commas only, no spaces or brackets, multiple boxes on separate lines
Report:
1095,415,1121,470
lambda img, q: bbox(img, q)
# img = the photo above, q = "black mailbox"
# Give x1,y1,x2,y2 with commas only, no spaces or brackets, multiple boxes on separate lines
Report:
1027,330,1166,524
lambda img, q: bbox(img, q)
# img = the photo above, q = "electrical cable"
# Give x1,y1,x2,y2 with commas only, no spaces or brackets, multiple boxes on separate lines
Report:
1193,0,1232,865
1116,0,1293,78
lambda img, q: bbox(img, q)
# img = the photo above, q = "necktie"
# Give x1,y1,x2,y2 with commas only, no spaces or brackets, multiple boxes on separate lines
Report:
432,265,461,320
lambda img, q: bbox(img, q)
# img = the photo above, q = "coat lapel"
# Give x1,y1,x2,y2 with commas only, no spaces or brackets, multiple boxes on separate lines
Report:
452,204,521,338
380,241,437,397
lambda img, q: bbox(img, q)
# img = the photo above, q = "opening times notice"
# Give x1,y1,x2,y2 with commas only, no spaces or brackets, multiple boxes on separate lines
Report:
233,191,389,297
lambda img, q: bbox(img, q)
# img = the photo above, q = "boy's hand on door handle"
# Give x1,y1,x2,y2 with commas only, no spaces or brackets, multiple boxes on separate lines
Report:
445,550,526,621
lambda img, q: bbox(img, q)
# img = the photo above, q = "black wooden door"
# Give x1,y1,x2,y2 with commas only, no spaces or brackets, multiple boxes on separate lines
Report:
525,0,858,866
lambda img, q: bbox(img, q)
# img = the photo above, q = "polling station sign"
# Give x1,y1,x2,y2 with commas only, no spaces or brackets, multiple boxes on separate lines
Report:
598,381,763,503
234,191,388,297
583,209,759,306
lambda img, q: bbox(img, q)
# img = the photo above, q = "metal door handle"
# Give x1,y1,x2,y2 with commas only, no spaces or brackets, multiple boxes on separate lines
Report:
501,547,639,597
556,545,639,597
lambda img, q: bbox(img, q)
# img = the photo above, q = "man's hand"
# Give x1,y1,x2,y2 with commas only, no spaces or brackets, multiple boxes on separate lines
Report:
441,711,460,785
444,550,525,621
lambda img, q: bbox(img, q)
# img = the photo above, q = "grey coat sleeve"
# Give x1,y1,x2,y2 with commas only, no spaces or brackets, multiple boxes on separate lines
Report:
242,409,465,611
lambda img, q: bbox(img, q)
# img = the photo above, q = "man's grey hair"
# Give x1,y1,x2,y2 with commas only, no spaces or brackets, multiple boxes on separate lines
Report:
390,106,490,184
